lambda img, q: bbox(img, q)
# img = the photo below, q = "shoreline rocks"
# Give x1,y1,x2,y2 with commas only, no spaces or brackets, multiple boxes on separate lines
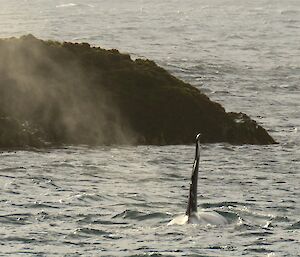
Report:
0,35,276,148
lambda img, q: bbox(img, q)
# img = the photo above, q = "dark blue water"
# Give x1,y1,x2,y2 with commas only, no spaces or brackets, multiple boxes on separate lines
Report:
0,0,299,256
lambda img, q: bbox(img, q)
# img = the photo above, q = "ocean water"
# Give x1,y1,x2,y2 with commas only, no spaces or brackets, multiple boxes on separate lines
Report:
0,0,299,256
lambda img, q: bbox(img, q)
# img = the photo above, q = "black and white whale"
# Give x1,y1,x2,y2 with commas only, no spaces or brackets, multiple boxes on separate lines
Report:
168,134,228,225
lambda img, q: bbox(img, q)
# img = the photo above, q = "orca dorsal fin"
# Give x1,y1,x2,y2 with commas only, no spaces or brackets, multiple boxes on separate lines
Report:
186,133,201,217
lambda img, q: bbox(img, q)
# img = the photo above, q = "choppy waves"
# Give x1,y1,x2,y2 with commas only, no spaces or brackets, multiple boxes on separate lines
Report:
0,0,299,255
0,145,299,256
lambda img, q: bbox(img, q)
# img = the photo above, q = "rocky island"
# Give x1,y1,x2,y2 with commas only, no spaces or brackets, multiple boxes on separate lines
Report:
0,35,276,148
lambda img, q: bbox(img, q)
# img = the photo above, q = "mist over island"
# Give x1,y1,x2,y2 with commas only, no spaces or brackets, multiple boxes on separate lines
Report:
0,35,276,148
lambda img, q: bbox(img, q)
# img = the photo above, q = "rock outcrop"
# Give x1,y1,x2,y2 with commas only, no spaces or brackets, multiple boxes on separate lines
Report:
0,35,276,148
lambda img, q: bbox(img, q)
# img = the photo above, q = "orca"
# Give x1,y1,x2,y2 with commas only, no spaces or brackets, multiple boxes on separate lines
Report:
168,133,228,226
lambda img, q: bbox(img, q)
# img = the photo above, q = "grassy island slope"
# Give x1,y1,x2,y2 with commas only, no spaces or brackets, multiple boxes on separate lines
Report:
0,35,276,147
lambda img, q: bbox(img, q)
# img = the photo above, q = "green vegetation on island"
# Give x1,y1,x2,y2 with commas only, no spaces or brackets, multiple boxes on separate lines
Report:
0,35,276,148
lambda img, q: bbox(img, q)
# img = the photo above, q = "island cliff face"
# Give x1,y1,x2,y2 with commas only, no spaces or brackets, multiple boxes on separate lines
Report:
0,35,276,148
